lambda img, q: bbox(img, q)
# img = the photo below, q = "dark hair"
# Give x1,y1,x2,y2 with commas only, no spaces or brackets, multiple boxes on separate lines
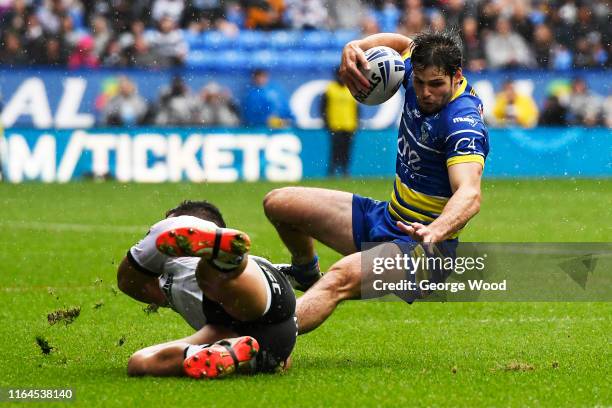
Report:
165,200,226,227
411,29,463,77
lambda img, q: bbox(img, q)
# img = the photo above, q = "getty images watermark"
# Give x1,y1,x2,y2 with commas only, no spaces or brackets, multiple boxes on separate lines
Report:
360,242,612,302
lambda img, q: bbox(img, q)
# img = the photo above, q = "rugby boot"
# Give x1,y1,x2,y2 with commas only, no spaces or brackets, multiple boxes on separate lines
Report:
183,336,260,379
156,225,251,270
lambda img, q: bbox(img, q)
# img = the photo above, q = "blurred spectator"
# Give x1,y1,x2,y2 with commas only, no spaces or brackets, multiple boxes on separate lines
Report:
0,0,609,73
91,14,112,59
532,24,554,69
485,17,534,69
154,76,198,125
242,69,292,128
196,82,240,127
360,15,379,37
101,39,127,67
328,0,364,29
245,0,286,30
225,2,246,28
42,36,68,65
102,76,148,126
146,16,188,67
397,7,424,36
68,36,99,69
152,0,185,24
567,78,603,127
60,14,86,50
24,14,47,64
443,0,467,31
0,31,28,66
369,0,400,33
285,0,328,30
429,10,446,33
461,16,486,72
492,81,539,128
573,5,598,43
603,96,612,129
127,34,158,67
37,0,65,34
549,8,573,48
539,95,568,126
184,0,224,25
322,67,359,177
510,2,533,43
551,44,573,70
118,20,145,51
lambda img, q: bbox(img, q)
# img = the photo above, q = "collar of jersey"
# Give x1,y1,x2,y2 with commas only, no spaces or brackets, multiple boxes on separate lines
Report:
449,77,467,102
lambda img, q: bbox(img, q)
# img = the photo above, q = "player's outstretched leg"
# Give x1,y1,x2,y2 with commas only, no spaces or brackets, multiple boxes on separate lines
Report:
156,226,251,270
183,336,260,379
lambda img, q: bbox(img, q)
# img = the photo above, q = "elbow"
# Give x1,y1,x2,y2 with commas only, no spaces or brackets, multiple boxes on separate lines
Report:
116,258,132,295
117,269,129,295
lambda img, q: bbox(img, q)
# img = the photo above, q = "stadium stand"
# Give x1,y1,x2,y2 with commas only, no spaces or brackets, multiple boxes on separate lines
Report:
0,0,609,70
0,0,610,127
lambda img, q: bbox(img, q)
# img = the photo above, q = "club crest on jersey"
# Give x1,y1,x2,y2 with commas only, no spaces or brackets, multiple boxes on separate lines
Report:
420,121,432,142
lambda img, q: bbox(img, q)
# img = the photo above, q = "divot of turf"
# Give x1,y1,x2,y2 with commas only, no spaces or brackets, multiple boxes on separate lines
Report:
503,361,535,371
47,307,81,326
143,303,159,315
35,336,53,355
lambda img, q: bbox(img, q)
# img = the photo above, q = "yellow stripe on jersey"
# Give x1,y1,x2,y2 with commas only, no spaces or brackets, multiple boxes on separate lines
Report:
394,176,448,214
388,202,462,239
446,154,485,168
388,199,435,223
449,77,468,102
402,48,412,60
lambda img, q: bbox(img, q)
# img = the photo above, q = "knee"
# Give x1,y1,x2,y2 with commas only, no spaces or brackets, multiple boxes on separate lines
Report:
127,352,147,377
263,187,299,222
320,261,361,301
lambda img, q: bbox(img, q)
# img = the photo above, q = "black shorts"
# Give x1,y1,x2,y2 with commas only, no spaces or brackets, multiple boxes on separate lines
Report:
201,256,297,372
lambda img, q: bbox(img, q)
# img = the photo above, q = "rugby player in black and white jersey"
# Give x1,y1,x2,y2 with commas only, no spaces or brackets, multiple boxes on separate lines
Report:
117,200,297,379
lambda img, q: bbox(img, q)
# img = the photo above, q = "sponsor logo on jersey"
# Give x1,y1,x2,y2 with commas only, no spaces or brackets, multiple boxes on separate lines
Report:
452,116,479,127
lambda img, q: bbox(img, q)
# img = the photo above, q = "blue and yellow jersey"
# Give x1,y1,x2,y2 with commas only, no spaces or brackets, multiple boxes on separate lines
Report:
388,54,489,234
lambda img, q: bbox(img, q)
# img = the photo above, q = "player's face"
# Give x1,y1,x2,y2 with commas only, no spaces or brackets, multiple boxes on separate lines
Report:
412,66,458,114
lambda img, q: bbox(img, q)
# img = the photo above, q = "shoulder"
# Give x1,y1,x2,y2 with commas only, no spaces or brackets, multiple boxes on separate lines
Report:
442,96,484,124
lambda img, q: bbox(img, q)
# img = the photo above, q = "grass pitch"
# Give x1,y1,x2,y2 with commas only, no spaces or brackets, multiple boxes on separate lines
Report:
0,178,610,407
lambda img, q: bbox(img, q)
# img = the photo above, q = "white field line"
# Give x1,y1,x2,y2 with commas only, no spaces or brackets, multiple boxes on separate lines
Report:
0,220,147,234
403,316,610,324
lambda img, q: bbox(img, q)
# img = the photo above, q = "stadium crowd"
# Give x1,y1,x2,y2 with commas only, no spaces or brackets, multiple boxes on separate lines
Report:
0,0,609,70
0,0,610,128
98,72,611,128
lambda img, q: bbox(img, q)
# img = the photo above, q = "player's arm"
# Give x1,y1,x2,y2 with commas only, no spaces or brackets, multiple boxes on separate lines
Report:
117,256,168,306
397,162,483,242
116,218,182,306
341,33,413,94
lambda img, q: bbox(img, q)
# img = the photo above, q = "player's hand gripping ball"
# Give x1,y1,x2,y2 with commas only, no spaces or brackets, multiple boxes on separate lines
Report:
351,46,405,105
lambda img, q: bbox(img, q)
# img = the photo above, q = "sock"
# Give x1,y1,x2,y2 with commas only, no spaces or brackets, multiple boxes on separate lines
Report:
184,344,210,359
206,254,245,273
291,255,321,286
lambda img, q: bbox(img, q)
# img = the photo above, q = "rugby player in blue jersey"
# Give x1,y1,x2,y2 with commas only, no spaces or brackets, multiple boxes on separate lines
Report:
264,30,489,334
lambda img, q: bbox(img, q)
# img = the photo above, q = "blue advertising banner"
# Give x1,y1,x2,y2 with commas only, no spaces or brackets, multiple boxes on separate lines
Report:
1,128,610,183
0,68,610,129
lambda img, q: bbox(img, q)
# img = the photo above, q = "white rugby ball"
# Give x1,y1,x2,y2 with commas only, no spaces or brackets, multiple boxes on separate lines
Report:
351,46,405,105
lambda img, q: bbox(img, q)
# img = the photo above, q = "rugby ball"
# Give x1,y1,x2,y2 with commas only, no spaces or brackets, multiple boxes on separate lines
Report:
351,46,405,105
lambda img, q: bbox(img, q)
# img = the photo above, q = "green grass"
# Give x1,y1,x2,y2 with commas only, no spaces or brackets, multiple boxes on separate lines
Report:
0,179,610,407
